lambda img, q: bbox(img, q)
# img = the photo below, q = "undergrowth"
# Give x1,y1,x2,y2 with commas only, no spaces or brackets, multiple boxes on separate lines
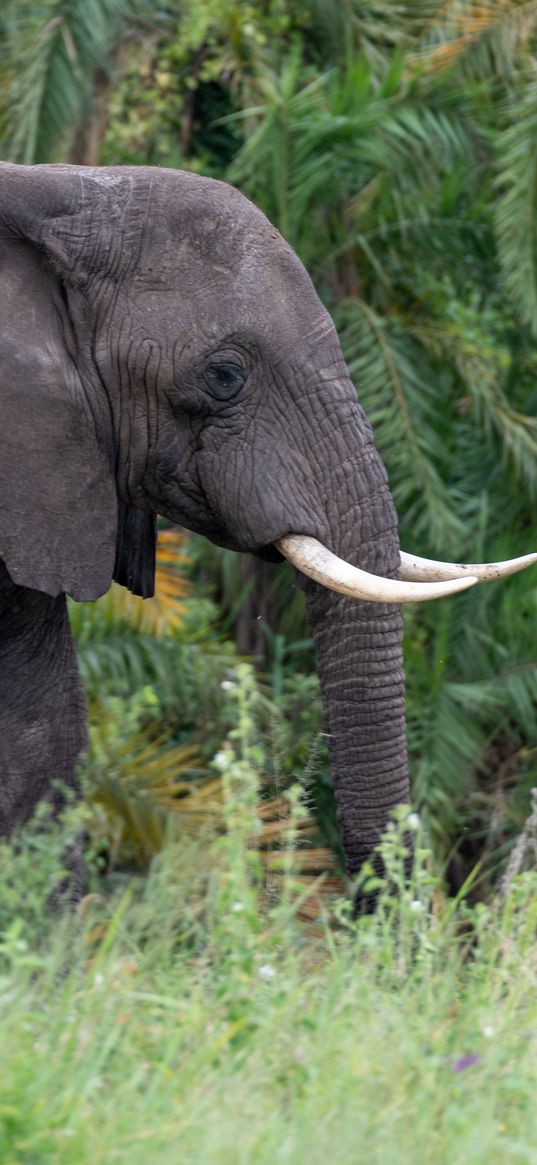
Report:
2,667,537,1164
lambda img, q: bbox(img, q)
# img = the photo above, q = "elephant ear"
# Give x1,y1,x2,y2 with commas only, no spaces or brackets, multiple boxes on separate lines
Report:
0,162,156,601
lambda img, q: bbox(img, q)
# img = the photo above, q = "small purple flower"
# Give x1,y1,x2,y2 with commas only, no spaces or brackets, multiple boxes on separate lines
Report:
452,1052,481,1073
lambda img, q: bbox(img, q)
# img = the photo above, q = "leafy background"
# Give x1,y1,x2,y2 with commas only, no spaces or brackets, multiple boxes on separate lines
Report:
2,0,537,894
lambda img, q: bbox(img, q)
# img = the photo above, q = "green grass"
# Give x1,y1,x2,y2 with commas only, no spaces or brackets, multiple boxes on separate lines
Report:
3,668,537,1164
3,837,537,1165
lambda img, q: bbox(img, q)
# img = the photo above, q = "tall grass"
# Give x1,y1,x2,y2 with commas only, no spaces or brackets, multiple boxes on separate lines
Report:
2,669,537,1163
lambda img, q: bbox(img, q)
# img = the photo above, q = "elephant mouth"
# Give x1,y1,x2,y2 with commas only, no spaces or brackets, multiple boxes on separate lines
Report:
253,542,284,565
275,535,537,604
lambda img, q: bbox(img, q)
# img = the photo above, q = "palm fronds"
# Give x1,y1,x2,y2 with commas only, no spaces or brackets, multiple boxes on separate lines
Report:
495,75,537,337
411,0,537,80
87,731,207,864
108,528,191,636
337,297,467,549
0,0,145,163
227,52,473,268
87,728,344,923
255,794,345,927
4,1,537,889
70,528,191,691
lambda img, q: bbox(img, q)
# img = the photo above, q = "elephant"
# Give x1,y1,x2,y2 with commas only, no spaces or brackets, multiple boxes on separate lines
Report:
0,162,535,895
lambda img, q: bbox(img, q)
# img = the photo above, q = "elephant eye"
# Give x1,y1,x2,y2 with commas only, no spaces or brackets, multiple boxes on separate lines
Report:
205,362,246,399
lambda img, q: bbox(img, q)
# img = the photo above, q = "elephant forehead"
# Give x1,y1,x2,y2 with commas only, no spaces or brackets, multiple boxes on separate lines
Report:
132,172,314,285
112,167,337,345
131,174,261,268
130,277,334,360
132,241,333,348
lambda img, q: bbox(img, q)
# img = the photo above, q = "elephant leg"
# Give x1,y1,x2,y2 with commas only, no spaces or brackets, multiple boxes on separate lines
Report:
0,561,87,835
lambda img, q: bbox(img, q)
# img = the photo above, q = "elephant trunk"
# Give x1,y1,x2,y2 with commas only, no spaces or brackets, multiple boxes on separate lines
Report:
304,573,408,878
294,404,409,885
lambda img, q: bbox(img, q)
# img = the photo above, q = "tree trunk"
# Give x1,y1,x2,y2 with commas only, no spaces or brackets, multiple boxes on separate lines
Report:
67,67,111,167
234,556,278,661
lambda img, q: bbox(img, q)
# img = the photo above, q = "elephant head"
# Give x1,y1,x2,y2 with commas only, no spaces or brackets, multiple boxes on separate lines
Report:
0,163,534,884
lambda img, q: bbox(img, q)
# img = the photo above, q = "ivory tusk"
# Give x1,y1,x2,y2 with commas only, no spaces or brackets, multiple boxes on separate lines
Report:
399,550,537,583
276,535,478,603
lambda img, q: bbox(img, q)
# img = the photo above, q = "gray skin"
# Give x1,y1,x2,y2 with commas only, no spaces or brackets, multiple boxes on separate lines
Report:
0,163,406,884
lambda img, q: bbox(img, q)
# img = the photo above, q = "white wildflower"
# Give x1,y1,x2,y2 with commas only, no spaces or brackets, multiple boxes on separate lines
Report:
259,964,276,981
407,812,421,831
213,750,232,771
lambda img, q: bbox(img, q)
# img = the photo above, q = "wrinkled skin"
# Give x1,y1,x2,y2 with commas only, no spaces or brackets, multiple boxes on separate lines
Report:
0,164,407,890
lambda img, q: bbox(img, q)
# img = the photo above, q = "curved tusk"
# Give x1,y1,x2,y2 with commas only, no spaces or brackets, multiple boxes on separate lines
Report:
399,550,537,583
276,535,478,604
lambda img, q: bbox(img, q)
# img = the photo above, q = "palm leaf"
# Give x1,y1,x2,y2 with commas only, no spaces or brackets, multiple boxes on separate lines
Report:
495,74,537,337
412,0,537,79
104,528,191,636
1,0,145,162
336,297,467,549
88,731,344,921
408,310,537,497
87,730,208,863
71,529,191,690
228,52,472,265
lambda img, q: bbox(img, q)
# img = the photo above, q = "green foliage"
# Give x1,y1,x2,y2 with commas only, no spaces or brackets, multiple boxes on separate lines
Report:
83,686,207,867
3,799,537,1161
0,801,80,940
3,1,537,883
5,20,537,1160
495,73,537,337
0,0,147,163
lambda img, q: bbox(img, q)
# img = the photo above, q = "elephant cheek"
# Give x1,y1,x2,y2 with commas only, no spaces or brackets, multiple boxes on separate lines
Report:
195,444,328,551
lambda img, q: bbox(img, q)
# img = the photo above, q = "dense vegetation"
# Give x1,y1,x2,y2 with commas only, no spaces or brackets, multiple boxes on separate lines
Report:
2,0,537,876
3,4,537,1157
3,0,537,887
3,719,537,1163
